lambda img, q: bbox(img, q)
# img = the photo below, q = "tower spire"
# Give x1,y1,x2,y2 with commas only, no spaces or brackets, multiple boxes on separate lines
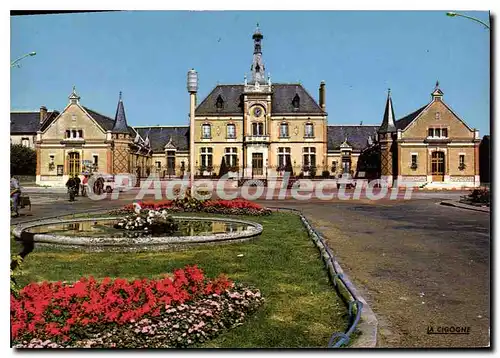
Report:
378,88,397,133
112,91,129,133
250,24,266,85
431,80,444,100
69,86,80,104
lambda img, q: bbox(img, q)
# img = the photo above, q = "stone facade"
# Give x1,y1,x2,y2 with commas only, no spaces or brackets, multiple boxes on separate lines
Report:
32,88,152,187
10,28,484,189
384,83,481,188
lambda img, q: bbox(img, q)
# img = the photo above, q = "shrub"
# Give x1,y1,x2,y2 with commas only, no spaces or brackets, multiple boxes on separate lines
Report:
468,187,490,204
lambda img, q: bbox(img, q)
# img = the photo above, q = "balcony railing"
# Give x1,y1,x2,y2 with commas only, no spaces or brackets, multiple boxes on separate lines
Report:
245,135,270,143
61,137,85,143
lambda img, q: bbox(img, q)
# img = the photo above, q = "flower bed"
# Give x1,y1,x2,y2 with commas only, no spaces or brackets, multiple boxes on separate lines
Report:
114,209,179,237
11,265,264,348
118,198,272,216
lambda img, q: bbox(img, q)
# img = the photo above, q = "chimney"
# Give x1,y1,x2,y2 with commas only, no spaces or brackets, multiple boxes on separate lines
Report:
40,106,48,124
319,81,326,111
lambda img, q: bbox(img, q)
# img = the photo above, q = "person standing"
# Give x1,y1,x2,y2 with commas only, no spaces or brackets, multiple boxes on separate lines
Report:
10,175,21,217
66,177,76,202
74,175,81,197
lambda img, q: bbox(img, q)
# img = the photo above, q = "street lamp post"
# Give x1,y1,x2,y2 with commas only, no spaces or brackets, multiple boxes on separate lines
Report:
11,51,37,67
187,69,198,197
446,12,490,29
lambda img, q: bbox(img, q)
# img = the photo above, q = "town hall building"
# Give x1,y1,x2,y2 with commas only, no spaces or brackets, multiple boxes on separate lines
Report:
10,26,482,188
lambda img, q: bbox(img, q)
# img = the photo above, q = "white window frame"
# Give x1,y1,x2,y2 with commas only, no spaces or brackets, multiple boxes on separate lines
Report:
277,147,291,167
200,147,213,168
279,123,289,138
302,147,316,168
202,124,211,139
227,124,236,139
224,147,238,167
305,123,314,138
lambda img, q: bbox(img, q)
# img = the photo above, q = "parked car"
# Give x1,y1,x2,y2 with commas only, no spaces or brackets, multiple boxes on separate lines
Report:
91,174,127,193
336,173,355,189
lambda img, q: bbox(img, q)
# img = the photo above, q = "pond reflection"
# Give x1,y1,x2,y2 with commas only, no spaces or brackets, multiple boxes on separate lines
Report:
26,219,250,238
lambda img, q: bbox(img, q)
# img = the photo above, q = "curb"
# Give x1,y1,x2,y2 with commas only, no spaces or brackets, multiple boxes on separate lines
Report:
440,200,490,213
269,207,378,348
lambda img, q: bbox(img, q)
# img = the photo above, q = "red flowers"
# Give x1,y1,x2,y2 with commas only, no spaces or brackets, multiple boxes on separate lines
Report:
11,265,233,343
121,198,271,216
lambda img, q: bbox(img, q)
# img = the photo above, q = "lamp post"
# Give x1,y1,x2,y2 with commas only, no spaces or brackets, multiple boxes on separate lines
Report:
187,69,198,197
11,51,36,67
446,12,490,29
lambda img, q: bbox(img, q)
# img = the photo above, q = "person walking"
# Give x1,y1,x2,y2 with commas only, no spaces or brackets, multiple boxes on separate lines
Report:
82,174,89,196
74,175,81,197
66,176,76,202
10,175,21,217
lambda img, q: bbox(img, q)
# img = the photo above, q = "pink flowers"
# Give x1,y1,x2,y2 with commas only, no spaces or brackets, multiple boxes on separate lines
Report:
11,265,233,344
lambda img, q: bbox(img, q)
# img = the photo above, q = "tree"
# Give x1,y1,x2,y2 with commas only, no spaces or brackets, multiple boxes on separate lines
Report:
219,157,228,178
11,144,36,175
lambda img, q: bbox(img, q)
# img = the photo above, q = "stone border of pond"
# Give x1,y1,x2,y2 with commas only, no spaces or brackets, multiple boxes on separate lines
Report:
12,216,263,252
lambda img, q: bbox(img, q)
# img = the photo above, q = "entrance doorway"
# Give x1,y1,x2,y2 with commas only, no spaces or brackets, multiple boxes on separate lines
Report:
252,153,263,176
431,151,445,181
68,152,80,177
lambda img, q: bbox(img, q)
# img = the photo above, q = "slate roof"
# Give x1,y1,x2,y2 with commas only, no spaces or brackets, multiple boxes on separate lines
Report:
112,95,130,133
394,105,427,131
378,92,397,133
11,111,59,134
83,107,136,136
133,126,189,153
327,125,379,151
195,83,324,116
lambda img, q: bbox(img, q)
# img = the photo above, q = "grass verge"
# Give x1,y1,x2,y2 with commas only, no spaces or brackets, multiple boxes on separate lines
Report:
11,212,347,348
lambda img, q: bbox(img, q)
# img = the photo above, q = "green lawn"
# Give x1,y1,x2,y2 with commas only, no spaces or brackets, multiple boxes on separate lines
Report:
11,212,347,348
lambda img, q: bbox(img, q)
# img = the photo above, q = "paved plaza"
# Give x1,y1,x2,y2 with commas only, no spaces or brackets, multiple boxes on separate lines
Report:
11,190,490,347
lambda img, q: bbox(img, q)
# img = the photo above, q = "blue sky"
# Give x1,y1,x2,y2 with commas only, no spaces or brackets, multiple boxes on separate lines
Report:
10,10,490,135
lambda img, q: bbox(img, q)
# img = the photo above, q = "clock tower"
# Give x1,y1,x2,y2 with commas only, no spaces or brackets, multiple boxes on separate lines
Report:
242,24,273,178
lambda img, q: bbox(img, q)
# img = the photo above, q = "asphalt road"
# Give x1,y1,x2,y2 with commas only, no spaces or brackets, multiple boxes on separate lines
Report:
11,191,490,347
260,199,491,348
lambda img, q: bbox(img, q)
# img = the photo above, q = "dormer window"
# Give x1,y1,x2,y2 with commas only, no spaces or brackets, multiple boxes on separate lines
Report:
215,95,224,110
292,94,300,110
